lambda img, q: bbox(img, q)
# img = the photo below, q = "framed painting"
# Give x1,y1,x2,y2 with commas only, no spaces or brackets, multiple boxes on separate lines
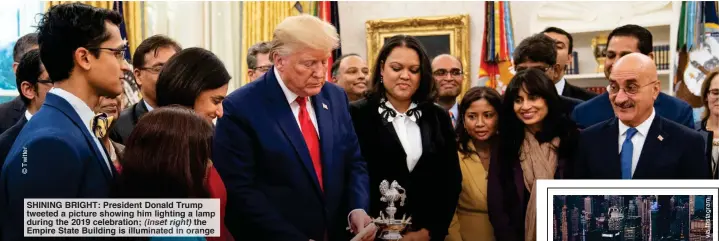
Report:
365,14,470,100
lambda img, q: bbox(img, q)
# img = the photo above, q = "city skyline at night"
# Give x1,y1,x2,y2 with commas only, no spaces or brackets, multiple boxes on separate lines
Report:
552,195,713,241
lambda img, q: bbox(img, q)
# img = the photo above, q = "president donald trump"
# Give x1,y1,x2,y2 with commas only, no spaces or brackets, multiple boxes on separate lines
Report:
213,15,375,241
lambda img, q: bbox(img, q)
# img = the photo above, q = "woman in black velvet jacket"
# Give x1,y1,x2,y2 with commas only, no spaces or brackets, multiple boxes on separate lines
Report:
349,35,461,241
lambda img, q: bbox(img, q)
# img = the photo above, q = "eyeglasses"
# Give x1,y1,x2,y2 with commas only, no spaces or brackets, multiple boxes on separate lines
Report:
87,47,126,62
37,79,53,86
253,65,272,73
433,68,462,77
607,81,657,95
138,65,163,74
515,65,550,73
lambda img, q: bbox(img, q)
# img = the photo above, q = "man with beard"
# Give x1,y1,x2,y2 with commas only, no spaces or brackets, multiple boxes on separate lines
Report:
331,53,369,102
432,54,464,127
571,24,694,129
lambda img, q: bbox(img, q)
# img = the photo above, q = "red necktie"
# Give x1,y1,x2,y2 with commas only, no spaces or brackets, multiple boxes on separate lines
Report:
296,97,323,191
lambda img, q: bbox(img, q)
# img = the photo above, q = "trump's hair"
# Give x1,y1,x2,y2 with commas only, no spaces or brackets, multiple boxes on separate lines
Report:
269,14,339,62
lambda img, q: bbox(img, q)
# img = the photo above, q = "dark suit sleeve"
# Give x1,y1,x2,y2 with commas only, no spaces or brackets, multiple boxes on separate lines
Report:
487,153,521,241
678,104,696,129
108,125,123,145
341,92,370,215
571,106,583,129
680,131,711,179
212,100,307,241
20,136,83,196
571,130,589,179
427,112,462,239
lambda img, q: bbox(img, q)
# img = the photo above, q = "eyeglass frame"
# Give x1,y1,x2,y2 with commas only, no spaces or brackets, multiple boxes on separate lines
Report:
86,47,127,62
137,65,164,74
514,65,551,73
432,68,463,77
606,80,658,95
251,65,272,73
37,79,53,86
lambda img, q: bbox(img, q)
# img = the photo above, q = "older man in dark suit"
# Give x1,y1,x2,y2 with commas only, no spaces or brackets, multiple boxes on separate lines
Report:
573,53,709,179
212,15,374,241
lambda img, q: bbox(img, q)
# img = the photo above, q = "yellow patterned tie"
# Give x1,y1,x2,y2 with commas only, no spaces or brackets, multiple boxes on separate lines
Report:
91,113,115,139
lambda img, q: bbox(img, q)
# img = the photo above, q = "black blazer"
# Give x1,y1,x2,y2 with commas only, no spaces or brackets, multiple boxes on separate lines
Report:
695,120,717,179
560,96,583,119
0,97,25,135
0,117,27,168
109,99,149,145
574,116,710,179
562,82,597,101
349,99,461,240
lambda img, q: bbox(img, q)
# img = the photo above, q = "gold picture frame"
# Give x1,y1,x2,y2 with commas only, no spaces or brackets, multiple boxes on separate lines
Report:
365,14,471,101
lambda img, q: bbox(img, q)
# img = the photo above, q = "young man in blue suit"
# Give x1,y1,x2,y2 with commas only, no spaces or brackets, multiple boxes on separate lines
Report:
573,53,709,180
572,24,694,129
0,3,128,240
212,15,375,241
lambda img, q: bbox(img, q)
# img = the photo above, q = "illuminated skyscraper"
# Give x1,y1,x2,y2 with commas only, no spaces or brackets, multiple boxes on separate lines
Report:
585,196,593,218
572,207,580,241
562,205,569,241
608,206,624,231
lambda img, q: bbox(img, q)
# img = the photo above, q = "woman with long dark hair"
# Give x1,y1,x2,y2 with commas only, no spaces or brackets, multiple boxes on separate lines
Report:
487,68,579,241
446,87,501,241
114,106,231,241
349,34,461,241
156,47,231,122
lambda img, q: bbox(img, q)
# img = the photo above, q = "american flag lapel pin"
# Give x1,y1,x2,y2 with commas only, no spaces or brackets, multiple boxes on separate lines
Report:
657,135,664,141
322,103,328,110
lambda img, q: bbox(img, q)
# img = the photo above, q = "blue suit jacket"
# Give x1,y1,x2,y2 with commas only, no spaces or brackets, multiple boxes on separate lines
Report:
573,116,710,179
0,93,116,241
571,92,695,129
0,117,27,169
212,68,370,241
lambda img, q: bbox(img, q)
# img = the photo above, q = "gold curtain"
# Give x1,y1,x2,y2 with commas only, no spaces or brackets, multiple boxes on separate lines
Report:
240,1,314,86
45,1,144,58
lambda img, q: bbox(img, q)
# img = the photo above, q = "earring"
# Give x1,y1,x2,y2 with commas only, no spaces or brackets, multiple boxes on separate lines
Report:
380,76,384,83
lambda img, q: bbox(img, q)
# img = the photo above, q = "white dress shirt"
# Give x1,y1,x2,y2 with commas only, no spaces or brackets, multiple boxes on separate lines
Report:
143,99,154,112
49,88,112,175
381,101,423,172
555,78,566,95
274,68,319,136
24,110,33,121
449,103,458,124
618,108,655,176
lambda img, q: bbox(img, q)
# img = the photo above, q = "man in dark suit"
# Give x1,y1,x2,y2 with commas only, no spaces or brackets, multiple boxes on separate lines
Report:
212,15,374,241
0,3,128,240
513,33,584,116
109,35,181,144
0,49,51,167
542,27,597,101
0,33,38,134
572,24,694,129
574,53,709,180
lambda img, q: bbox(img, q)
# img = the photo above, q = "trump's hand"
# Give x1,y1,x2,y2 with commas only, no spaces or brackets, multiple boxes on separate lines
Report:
349,210,376,241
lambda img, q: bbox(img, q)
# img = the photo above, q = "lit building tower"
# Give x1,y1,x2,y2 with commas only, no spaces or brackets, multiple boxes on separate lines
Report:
628,200,637,217
554,212,559,241
650,202,659,240
572,207,580,241
608,206,624,231
641,198,651,241
561,205,569,241
584,196,593,218
689,195,695,216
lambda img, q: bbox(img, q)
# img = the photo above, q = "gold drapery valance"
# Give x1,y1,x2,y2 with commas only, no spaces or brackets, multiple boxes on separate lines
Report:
46,1,144,58
240,1,315,86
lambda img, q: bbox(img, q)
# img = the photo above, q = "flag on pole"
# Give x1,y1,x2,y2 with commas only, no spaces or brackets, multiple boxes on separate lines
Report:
479,1,514,94
112,1,141,107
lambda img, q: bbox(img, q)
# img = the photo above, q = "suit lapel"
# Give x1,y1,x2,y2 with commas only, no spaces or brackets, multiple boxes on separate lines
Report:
602,118,622,178
44,93,113,180
263,70,323,197
311,94,333,188
633,117,665,178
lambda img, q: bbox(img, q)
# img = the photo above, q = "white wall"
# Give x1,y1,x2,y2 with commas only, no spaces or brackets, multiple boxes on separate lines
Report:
338,1,485,85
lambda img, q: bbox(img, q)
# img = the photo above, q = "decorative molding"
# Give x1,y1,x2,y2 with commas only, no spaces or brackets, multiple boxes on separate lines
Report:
365,14,471,101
